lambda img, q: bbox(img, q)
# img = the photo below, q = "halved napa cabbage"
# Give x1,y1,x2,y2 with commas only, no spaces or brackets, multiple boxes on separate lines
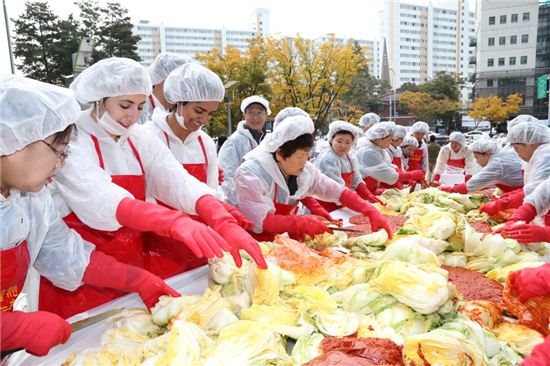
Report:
369,260,450,314
153,320,212,366
382,239,440,266
291,333,325,365
313,309,361,337
493,322,545,356
331,283,397,315
240,303,315,339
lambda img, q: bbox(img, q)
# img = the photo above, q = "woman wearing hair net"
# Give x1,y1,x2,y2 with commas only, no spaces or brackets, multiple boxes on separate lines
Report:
231,115,392,241
139,52,193,124
43,57,266,318
356,122,424,193
481,122,550,220
431,132,476,185
315,121,381,211
388,125,407,169
0,75,178,355
400,136,419,171
407,121,430,172
355,112,380,150
439,138,523,194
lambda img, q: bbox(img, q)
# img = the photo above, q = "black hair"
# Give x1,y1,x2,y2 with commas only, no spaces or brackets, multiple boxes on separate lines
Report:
51,124,76,145
333,130,354,140
429,135,436,142
273,133,314,160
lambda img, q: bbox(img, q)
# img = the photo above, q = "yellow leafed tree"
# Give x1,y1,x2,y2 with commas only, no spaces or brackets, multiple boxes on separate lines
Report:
468,94,523,134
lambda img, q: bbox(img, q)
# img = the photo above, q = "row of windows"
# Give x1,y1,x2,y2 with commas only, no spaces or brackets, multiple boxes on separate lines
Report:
401,69,424,74
434,55,456,60
402,61,428,66
400,37,421,43
488,12,530,25
400,45,427,50
400,53,423,58
486,78,526,87
434,63,456,68
400,29,427,35
433,47,455,52
487,56,528,67
434,32,456,38
433,40,456,45
166,35,217,41
433,17,455,23
400,4,427,11
400,21,426,27
434,24,456,30
488,34,529,46
400,13,428,20
166,42,219,48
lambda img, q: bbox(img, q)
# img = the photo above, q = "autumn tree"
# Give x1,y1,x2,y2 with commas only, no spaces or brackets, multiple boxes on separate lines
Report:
198,36,271,137
468,94,523,136
266,35,365,133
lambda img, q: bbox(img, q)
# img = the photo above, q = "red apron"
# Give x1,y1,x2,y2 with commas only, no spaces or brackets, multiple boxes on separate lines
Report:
148,95,156,109
447,158,465,169
252,183,299,242
39,135,148,318
141,131,208,275
392,156,402,169
320,156,354,212
1,241,30,312
407,144,424,171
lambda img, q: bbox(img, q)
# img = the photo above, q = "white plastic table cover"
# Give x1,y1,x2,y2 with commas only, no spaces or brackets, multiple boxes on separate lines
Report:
3,266,209,366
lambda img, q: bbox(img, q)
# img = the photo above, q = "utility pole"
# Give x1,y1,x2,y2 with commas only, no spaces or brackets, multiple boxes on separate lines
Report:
3,0,15,74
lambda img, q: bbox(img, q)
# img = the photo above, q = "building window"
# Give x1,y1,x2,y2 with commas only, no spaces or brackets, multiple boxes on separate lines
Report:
521,34,529,43
498,57,505,66
499,36,506,45
500,15,506,24
487,79,494,87
488,58,494,67
511,13,518,23
489,16,495,25
510,35,517,44
509,56,516,65
523,12,529,21
521,56,527,64
488,37,495,46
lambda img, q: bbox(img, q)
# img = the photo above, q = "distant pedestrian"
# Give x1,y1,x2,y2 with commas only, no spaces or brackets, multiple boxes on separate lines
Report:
427,134,440,180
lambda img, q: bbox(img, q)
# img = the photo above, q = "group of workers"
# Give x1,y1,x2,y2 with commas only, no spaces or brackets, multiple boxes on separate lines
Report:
0,52,548,363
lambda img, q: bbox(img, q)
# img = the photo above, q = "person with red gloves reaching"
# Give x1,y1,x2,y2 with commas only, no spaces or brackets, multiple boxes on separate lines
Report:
231,115,393,242
439,138,523,194
356,122,424,193
431,131,475,187
0,75,179,356
315,121,382,212
508,264,550,365
42,58,266,319
482,122,550,218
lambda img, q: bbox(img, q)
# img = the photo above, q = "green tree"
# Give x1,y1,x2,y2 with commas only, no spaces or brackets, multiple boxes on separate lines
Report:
75,0,140,61
12,1,79,84
468,94,523,136
397,82,419,93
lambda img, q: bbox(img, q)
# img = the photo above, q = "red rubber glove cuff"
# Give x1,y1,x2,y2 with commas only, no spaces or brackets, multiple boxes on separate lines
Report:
356,183,382,204
1,311,71,356
300,196,334,221
509,263,550,302
452,183,468,194
510,203,537,223
465,175,472,182
339,189,392,239
262,214,332,241
433,174,441,182
220,201,254,230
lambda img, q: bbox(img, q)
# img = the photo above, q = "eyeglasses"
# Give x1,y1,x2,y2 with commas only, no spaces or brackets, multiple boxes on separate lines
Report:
40,140,70,163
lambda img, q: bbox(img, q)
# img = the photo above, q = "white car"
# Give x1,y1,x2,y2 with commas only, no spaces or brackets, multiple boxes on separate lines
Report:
465,130,489,142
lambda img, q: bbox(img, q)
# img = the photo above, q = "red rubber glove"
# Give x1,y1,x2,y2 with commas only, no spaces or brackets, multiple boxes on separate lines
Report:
499,224,550,246
1,311,71,356
300,196,335,221
521,335,550,366
83,251,180,309
440,183,467,194
465,175,472,182
509,263,550,302
432,174,441,182
510,203,538,223
339,189,392,239
356,183,383,204
480,189,524,216
195,195,267,269
116,198,230,259
439,185,454,193
263,213,332,241
398,170,424,183
221,201,253,230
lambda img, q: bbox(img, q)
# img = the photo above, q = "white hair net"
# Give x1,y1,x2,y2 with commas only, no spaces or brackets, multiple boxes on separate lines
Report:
507,114,541,131
393,125,407,140
164,62,225,103
508,122,550,145
260,115,314,153
1,75,80,155
241,95,271,115
366,121,396,140
449,131,466,146
273,107,309,129
326,120,362,144
358,112,380,128
147,52,194,85
468,138,499,154
402,135,419,148
411,121,429,134
70,57,152,104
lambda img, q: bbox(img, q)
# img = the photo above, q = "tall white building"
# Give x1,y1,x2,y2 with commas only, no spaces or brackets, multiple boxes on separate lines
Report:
133,9,267,65
379,0,476,99
474,0,539,114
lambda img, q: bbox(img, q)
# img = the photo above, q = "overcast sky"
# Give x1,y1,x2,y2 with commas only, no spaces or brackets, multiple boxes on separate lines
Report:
0,0,475,75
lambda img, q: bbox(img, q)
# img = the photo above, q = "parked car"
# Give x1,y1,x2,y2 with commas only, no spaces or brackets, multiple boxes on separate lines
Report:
465,130,489,142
